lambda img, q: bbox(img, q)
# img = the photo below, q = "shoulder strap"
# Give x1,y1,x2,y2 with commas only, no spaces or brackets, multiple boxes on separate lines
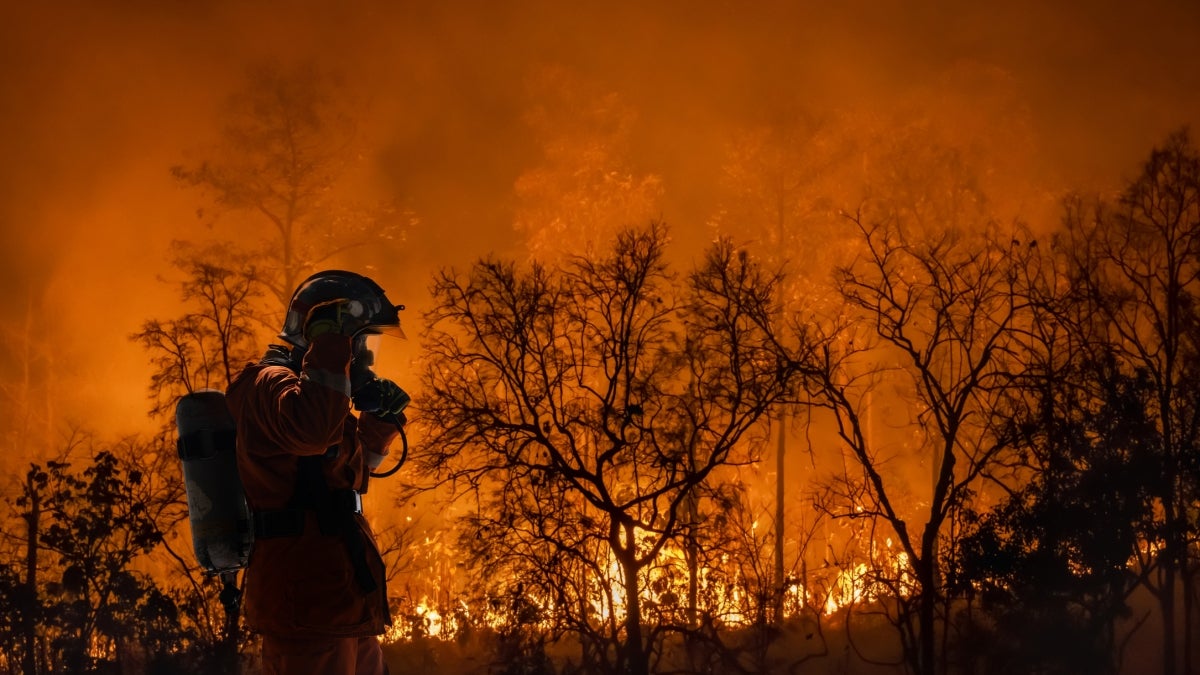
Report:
259,344,302,371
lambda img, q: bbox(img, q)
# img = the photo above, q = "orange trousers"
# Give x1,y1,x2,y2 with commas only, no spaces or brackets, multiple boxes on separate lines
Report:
261,634,387,675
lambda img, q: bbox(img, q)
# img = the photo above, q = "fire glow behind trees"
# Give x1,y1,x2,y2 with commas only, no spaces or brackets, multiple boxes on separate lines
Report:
0,2,1198,674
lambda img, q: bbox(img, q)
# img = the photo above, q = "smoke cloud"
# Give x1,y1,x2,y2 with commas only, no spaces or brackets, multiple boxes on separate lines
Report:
1,0,1197,440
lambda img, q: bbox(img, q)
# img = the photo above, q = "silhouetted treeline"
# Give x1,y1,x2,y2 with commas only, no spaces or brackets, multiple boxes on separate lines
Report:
0,436,243,674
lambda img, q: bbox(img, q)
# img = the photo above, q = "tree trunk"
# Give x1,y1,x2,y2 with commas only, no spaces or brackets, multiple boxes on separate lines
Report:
685,490,699,627
1183,558,1195,675
917,540,937,675
774,413,787,626
621,546,649,675
1162,561,1177,675
22,471,40,675
773,209,788,629
1161,471,1185,675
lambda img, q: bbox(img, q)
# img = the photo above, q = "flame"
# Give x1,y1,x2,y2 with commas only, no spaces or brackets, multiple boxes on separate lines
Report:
383,595,462,642
381,528,916,644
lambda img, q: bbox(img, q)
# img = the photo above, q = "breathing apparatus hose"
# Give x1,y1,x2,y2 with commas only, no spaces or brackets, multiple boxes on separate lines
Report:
369,419,408,479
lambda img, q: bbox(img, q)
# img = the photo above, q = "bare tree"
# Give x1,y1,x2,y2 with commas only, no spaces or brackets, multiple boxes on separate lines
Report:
0,287,57,477
709,107,854,629
809,214,1035,675
416,223,810,675
131,242,263,417
171,61,410,309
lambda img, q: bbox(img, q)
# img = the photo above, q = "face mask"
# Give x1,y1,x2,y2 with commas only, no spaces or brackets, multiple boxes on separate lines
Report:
350,334,381,392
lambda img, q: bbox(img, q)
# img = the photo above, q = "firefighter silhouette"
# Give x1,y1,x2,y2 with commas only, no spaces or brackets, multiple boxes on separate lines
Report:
227,270,409,675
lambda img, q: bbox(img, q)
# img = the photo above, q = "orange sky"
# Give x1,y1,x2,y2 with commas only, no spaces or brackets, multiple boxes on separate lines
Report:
1,0,1198,443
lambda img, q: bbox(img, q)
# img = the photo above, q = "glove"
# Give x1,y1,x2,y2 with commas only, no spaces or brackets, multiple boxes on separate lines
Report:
304,299,362,341
349,338,377,391
352,377,410,423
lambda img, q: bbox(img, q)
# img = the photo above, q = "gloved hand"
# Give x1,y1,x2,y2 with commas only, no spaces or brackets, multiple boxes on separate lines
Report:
304,299,362,341
349,336,376,389
352,377,410,424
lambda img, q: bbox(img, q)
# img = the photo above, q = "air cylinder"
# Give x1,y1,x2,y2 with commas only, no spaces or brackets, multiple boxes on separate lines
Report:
175,389,251,574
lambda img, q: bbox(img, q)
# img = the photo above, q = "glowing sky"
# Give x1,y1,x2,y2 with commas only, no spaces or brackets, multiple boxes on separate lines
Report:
1,0,1197,440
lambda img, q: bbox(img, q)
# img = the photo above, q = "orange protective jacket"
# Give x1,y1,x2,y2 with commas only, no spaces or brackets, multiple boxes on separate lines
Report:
225,334,397,639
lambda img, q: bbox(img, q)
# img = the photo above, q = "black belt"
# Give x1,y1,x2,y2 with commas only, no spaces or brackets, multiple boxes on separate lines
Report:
255,463,378,594
252,489,363,539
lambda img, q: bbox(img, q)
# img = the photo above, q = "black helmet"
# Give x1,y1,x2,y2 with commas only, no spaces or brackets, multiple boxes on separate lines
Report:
278,270,404,348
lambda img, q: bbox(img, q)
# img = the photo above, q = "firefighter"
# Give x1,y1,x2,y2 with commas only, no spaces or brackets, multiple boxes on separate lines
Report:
226,270,409,675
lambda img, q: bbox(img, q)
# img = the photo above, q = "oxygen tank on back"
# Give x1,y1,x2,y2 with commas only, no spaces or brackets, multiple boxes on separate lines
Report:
175,389,252,574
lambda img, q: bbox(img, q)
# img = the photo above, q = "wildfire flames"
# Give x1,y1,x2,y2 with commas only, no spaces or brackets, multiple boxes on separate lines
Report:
382,514,918,643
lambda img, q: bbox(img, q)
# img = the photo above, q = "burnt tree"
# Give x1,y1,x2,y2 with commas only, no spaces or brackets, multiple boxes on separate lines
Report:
417,223,812,675
810,215,1035,675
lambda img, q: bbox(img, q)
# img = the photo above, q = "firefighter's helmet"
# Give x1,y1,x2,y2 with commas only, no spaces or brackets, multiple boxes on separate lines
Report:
279,270,404,348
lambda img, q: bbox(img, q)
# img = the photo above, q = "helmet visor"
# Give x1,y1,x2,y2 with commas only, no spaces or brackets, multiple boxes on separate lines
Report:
357,322,407,341
353,332,408,382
